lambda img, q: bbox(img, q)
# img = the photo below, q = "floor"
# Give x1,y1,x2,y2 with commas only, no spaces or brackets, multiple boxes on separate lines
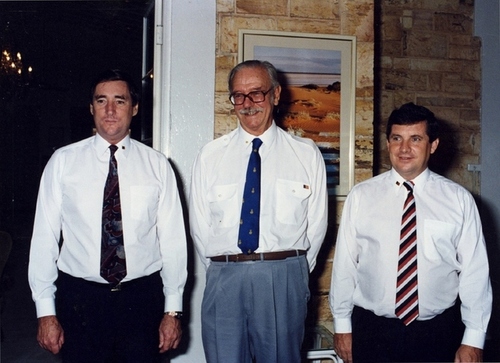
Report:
1,230,61,363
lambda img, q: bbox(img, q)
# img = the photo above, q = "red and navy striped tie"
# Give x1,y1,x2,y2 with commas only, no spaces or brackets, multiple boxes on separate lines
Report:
395,181,419,325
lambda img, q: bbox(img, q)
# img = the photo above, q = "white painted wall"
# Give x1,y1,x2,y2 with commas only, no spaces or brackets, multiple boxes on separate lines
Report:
160,1,215,362
474,1,500,348
475,2,500,246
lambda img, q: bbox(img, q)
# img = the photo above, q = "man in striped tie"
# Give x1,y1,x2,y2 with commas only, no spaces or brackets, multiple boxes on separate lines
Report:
329,102,492,362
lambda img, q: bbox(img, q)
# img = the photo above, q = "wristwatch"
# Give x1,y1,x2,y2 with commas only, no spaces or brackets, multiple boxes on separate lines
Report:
166,311,183,319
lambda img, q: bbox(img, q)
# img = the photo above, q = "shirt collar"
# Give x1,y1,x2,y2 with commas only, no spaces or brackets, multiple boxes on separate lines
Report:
390,167,430,192
93,133,131,158
237,121,277,149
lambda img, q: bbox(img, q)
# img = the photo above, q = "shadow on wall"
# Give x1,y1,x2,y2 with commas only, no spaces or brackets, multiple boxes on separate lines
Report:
480,198,500,362
428,117,458,178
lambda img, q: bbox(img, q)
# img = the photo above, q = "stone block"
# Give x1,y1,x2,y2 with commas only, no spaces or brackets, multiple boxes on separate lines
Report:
214,114,238,138
427,73,442,92
461,61,480,81
434,12,473,34
381,15,403,40
392,57,410,70
215,55,236,92
340,2,374,42
357,42,375,88
236,0,287,16
409,59,462,72
416,95,477,109
449,34,472,46
275,18,341,34
449,44,479,61
355,168,374,184
381,40,404,57
214,92,233,114
421,0,473,13
412,9,433,29
218,15,277,54
216,0,234,13
381,55,394,68
405,31,448,58
442,79,478,95
290,0,339,20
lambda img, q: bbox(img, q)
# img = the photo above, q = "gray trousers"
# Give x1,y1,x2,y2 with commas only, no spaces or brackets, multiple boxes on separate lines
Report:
201,254,310,363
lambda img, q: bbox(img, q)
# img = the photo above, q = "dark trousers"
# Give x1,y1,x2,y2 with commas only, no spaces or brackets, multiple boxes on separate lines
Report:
56,271,164,363
352,304,464,362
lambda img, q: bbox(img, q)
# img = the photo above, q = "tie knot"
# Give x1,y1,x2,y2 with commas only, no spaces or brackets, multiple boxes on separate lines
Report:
109,144,118,155
403,181,414,192
252,138,263,151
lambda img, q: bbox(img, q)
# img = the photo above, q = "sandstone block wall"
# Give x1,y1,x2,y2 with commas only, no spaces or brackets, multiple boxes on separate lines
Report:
215,0,375,327
377,0,480,195
213,0,480,327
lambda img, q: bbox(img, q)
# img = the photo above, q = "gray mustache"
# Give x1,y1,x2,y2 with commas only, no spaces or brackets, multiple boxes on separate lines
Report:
238,107,264,115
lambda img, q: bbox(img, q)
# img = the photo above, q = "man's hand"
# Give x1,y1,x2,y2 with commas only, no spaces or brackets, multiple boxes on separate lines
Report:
455,344,483,362
37,315,64,354
334,332,353,363
158,314,182,353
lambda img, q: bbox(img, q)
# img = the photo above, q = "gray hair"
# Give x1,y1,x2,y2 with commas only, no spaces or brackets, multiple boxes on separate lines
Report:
228,60,280,93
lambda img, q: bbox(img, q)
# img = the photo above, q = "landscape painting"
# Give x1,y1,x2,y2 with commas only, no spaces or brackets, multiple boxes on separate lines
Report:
239,30,356,196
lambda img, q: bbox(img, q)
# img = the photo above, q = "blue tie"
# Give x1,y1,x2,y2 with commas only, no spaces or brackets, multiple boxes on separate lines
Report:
238,138,263,254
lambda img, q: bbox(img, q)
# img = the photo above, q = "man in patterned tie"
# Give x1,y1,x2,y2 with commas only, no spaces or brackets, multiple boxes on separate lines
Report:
28,69,187,362
329,102,492,362
189,60,328,363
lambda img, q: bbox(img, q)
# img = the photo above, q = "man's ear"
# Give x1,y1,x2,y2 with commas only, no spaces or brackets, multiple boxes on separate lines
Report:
90,104,94,115
273,85,282,106
430,138,439,154
132,103,139,116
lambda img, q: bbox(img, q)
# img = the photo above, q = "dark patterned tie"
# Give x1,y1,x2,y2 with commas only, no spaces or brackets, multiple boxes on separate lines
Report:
395,181,419,325
238,138,263,254
100,145,127,284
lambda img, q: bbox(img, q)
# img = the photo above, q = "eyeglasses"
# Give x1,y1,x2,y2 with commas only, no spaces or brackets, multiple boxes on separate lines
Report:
229,88,273,106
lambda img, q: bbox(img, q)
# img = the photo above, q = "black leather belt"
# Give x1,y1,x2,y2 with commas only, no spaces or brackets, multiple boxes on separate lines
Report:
210,250,306,262
57,270,160,292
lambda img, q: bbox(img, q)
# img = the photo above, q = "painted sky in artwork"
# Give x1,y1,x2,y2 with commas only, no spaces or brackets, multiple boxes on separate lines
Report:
254,46,341,74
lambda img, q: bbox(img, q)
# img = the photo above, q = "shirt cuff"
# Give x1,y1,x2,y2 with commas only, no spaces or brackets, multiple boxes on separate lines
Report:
333,316,352,334
35,298,56,318
461,327,487,349
164,293,183,313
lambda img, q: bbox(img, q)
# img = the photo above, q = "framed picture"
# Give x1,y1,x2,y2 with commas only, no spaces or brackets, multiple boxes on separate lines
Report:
239,30,356,197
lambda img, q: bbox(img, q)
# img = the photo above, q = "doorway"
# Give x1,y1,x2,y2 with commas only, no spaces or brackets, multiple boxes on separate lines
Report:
0,1,153,360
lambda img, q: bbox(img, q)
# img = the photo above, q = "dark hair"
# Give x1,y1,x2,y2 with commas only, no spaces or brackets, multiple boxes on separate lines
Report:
228,60,280,94
89,69,140,106
386,102,440,142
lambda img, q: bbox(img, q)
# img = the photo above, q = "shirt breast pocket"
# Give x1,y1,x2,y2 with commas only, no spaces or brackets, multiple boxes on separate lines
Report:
207,184,239,229
422,219,459,264
276,179,311,225
130,186,158,221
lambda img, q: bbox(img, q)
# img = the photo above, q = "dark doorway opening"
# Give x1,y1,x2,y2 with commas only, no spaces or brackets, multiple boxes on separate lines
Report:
0,2,152,361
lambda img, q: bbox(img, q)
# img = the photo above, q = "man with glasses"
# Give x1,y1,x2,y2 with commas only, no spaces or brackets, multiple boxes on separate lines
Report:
189,60,328,363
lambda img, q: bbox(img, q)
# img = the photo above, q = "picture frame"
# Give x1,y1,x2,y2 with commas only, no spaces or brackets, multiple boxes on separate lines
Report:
239,29,356,197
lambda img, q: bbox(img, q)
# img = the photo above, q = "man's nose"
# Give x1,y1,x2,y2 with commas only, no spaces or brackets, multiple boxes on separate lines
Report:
105,103,116,114
400,139,410,151
242,94,256,107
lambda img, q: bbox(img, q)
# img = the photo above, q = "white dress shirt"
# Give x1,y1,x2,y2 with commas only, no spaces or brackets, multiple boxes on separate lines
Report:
189,122,328,271
28,134,187,317
330,168,492,348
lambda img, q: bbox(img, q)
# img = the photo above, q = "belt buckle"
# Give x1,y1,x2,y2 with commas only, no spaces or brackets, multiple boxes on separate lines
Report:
111,282,122,292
